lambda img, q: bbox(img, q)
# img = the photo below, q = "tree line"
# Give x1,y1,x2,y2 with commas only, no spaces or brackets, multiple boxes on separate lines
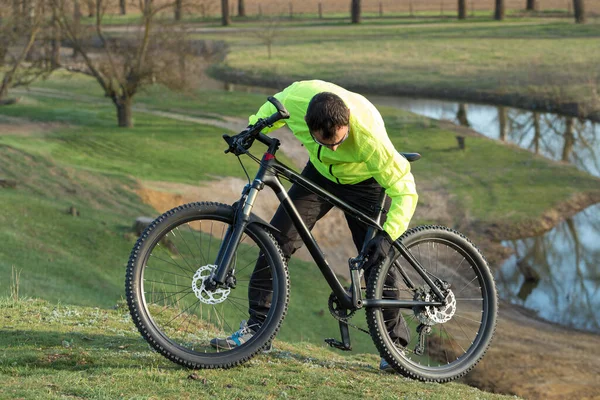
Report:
218,1,589,25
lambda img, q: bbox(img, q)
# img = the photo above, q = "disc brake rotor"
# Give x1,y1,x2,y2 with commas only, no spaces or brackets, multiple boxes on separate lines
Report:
192,265,231,305
414,286,457,325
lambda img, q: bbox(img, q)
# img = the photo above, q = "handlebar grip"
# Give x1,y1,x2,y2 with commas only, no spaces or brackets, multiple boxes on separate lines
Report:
267,96,290,119
262,96,290,127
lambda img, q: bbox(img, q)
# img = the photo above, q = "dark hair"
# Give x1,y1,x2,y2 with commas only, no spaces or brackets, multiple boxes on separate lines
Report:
305,92,350,140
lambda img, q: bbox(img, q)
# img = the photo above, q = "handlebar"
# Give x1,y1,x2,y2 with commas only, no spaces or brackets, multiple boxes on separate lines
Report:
223,96,290,156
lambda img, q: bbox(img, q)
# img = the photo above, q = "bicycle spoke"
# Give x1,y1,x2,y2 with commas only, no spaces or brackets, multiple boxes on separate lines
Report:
189,222,207,265
234,256,261,274
148,288,194,305
146,267,191,281
368,231,496,377
175,226,201,268
167,232,197,273
151,247,195,275
455,276,479,296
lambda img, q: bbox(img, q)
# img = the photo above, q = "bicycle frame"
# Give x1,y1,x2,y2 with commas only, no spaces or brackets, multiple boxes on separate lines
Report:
212,133,446,312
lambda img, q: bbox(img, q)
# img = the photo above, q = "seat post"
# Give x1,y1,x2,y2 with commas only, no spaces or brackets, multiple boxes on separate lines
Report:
358,188,388,253
374,188,387,225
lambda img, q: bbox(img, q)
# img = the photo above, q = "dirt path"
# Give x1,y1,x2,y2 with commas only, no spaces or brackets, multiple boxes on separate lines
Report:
13,87,600,399
0,113,67,136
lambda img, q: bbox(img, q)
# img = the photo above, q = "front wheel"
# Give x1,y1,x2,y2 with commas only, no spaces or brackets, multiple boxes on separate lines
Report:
366,225,497,382
126,202,289,369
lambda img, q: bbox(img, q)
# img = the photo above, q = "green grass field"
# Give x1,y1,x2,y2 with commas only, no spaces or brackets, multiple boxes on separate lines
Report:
203,19,600,118
1,74,598,356
0,298,517,399
1,13,598,398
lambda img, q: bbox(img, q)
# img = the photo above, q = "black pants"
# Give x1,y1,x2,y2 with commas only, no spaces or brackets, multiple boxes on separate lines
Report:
248,162,410,346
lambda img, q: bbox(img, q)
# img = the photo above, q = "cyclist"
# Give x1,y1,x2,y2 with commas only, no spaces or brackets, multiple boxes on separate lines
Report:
211,80,418,371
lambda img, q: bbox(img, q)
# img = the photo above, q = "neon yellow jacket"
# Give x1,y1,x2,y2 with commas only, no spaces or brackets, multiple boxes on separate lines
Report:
249,80,418,240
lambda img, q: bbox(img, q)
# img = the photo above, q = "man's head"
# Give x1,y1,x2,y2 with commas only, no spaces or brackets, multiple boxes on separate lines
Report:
305,92,350,151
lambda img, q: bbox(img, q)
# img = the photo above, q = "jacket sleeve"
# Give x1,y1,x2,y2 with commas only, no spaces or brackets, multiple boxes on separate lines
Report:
247,86,295,134
362,135,418,241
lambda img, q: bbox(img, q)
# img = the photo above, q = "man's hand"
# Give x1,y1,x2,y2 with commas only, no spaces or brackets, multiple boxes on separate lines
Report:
363,231,394,271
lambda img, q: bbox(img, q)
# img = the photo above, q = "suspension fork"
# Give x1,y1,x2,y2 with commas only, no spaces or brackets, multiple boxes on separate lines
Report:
212,178,264,285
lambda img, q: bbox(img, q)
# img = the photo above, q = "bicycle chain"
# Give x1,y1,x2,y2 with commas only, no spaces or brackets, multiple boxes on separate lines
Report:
328,293,370,335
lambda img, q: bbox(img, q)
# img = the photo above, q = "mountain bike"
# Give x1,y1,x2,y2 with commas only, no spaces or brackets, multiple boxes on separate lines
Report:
126,97,497,382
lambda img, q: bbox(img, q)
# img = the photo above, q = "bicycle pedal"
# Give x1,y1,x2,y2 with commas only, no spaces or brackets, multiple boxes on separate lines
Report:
324,338,352,351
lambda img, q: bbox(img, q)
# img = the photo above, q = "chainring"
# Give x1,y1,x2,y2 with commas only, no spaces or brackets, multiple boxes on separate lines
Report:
328,293,356,322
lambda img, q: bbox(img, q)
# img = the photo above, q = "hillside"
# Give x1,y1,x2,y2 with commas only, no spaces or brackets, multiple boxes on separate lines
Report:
0,298,517,400
1,75,600,398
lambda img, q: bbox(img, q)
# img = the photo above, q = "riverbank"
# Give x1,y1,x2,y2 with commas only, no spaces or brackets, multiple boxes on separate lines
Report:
211,65,600,123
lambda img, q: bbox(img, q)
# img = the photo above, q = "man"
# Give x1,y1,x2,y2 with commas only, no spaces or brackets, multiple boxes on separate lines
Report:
211,80,418,370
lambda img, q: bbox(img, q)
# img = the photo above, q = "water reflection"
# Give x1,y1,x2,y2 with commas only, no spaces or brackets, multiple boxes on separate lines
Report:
368,97,600,178
496,204,600,333
504,111,600,176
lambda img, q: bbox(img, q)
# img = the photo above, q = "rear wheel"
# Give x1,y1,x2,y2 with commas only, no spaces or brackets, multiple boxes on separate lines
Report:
366,225,497,382
126,202,289,368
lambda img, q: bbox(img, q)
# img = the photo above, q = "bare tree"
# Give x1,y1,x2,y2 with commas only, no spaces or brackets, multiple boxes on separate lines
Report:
456,103,470,126
562,117,575,161
0,0,52,104
526,0,536,11
87,0,95,17
498,106,508,141
178,39,229,83
119,0,126,15
253,17,279,60
52,0,204,127
494,0,505,20
174,0,182,20
532,112,540,154
573,0,586,23
458,0,466,19
50,5,61,69
72,0,82,57
351,0,361,24
238,0,245,17
221,0,230,26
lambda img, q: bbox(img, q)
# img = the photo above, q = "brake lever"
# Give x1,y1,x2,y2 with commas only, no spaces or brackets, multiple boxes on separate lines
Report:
222,134,234,154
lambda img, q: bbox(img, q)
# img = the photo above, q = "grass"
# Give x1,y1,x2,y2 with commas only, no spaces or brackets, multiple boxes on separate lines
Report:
2,74,599,340
0,87,376,352
202,19,600,117
17,73,600,228
0,72,598,368
30,72,270,119
0,297,517,400
0,15,597,397
0,92,284,184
